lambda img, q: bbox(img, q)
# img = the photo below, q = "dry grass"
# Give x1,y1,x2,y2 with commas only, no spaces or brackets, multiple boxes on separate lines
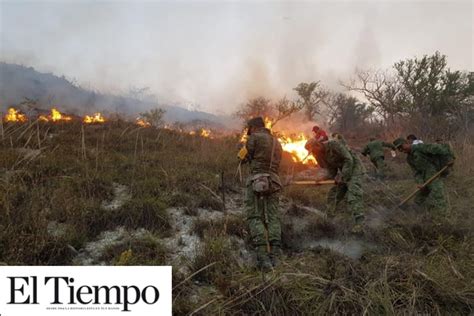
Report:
1,120,473,314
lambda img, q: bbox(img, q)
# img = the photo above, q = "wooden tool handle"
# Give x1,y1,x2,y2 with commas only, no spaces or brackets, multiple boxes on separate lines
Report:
290,180,336,185
398,164,450,207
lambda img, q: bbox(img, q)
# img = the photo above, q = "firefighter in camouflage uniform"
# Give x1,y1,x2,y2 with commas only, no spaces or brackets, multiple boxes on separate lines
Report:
393,138,455,215
362,138,395,179
307,139,365,227
239,117,283,270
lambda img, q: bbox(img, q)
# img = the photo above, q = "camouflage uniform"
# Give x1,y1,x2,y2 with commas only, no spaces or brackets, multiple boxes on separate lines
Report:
362,140,395,178
332,133,347,145
243,127,283,265
321,140,365,222
405,143,454,214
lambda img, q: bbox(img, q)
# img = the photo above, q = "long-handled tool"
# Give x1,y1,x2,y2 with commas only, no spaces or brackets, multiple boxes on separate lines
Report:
301,152,311,163
290,179,336,186
398,163,453,207
234,161,243,184
261,197,272,254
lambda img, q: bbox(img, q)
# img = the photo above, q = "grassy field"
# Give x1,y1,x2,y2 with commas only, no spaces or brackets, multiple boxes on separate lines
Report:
0,120,472,315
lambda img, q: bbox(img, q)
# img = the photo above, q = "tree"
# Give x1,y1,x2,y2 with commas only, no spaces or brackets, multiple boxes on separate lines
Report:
139,108,166,127
345,52,473,138
235,97,272,120
327,94,374,134
235,96,303,128
394,52,473,136
293,81,330,120
343,69,408,127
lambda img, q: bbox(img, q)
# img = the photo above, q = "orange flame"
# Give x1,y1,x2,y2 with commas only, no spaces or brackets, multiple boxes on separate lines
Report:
278,133,317,165
264,116,273,129
39,108,72,122
136,118,151,127
200,129,211,137
239,128,248,143
83,113,106,123
4,107,28,122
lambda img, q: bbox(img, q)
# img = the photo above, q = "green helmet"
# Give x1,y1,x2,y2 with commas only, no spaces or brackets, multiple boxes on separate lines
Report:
247,116,265,128
393,137,407,149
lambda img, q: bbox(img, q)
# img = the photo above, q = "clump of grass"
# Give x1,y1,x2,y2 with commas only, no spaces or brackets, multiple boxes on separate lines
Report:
113,197,171,235
71,176,114,200
283,185,330,208
78,197,171,239
224,215,247,239
191,218,222,238
191,215,246,239
191,236,238,285
101,235,167,265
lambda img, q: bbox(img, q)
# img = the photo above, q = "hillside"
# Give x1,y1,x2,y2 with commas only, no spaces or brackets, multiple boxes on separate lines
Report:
0,62,237,128
0,120,472,314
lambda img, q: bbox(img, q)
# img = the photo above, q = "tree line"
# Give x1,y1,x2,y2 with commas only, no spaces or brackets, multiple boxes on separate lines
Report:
235,52,473,140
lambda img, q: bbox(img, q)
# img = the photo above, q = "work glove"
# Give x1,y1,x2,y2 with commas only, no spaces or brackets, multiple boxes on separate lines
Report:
237,146,248,161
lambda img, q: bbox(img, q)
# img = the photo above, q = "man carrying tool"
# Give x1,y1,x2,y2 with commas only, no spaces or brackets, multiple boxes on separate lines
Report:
238,116,283,270
331,132,347,145
306,139,365,231
361,137,395,179
393,138,455,215
407,134,423,145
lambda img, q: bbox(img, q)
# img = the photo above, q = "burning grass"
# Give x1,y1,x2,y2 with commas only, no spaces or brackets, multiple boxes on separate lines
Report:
4,107,27,122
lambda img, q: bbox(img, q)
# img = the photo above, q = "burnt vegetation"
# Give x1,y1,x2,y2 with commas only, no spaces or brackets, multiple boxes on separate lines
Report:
1,52,473,314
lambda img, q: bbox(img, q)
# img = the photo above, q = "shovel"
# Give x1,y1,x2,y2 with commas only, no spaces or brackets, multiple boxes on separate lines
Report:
398,163,453,207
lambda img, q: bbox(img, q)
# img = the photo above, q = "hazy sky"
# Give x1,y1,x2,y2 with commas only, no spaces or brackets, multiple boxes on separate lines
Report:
1,0,472,114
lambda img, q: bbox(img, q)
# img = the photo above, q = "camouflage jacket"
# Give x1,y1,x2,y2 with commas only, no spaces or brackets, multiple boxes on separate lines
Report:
362,140,395,160
323,140,363,182
406,143,455,183
245,128,282,187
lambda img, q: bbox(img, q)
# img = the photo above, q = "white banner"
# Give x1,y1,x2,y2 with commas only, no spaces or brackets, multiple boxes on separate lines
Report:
0,266,172,316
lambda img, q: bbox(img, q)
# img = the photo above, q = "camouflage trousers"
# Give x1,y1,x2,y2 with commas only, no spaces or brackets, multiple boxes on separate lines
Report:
245,185,281,248
414,178,447,215
327,174,364,222
371,156,386,178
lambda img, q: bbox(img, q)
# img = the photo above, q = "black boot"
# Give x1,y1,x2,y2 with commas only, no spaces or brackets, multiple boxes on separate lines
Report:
269,245,282,267
256,246,273,271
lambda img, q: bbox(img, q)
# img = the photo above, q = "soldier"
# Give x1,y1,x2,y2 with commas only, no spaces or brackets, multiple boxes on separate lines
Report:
361,137,395,179
239,116,283,270
331,132,347,145
393,138,455,215
305,138,327,168
312,125,329,142
306,139,365,230
407,134,423,145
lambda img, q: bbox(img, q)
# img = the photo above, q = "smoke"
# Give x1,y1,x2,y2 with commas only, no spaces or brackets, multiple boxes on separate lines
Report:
1,1,471,115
